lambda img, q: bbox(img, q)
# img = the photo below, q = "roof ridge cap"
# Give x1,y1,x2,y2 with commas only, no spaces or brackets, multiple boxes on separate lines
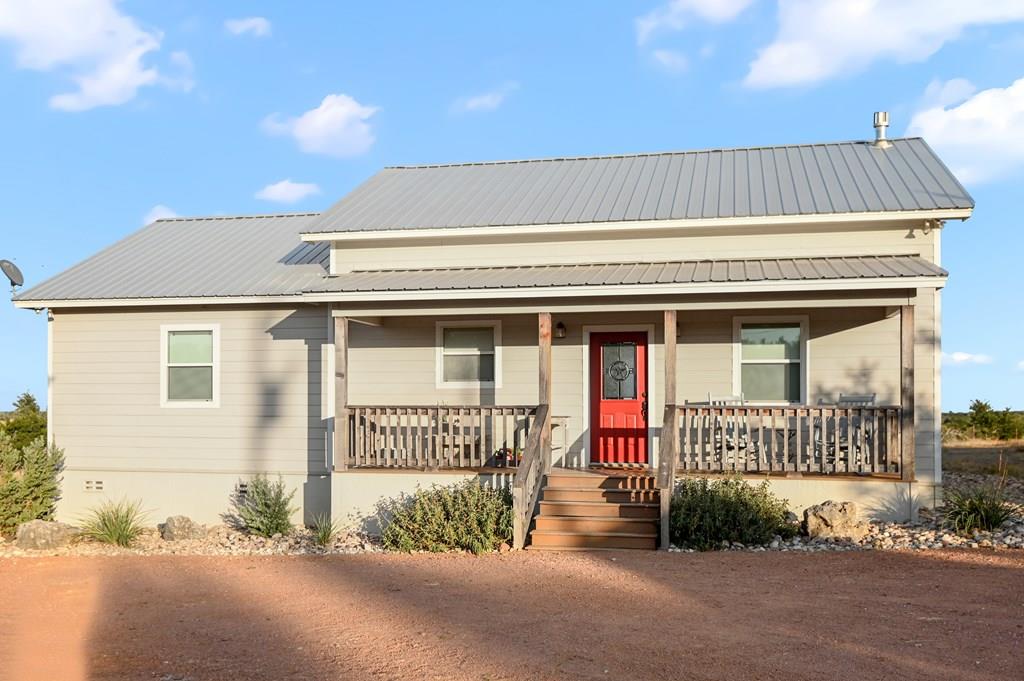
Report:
383,138,924,170
153,212,321,223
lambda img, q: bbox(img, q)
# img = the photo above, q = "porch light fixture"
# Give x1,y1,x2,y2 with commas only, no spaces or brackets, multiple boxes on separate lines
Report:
554,321,567,339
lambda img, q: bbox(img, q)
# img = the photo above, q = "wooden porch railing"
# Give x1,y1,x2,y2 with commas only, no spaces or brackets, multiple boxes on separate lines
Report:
672,404,903,475
513,403,551,550
344,405,538,469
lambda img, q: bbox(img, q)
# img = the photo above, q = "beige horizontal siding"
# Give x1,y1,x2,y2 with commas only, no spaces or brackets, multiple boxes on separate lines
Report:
333,222,939,273
51,293,938,488
52,305,328,474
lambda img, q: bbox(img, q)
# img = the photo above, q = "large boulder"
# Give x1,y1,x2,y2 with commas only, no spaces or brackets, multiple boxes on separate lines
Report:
15,520,78,550
804,501,869,541
159,516,205,541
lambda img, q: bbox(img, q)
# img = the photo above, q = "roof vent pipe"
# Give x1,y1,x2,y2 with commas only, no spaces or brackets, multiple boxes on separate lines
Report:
873,111,892,149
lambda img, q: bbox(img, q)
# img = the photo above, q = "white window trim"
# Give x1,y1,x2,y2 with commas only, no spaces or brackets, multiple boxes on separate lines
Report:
435,320,502,389
160,323,221,408
732,315,809,405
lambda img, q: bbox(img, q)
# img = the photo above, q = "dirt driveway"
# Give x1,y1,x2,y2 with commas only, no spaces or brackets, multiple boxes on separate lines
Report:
1,550,1022,681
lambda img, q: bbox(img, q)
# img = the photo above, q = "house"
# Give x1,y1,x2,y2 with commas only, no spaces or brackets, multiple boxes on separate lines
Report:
13,114,973,549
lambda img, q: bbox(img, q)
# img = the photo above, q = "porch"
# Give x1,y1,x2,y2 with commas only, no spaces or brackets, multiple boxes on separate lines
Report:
330,300,921,548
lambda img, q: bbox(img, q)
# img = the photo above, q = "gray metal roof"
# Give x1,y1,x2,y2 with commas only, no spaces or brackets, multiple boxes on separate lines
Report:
306,255,946,294
303,138,973,234
15,213,328,302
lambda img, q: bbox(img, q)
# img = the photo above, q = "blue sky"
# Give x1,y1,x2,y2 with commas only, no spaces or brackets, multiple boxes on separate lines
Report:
1,1,1023,411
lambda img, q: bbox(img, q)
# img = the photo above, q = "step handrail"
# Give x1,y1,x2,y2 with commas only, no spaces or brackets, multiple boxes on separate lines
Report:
512,403,551,549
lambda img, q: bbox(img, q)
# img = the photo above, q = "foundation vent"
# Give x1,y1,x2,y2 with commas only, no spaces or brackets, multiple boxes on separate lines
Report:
84,479,104,492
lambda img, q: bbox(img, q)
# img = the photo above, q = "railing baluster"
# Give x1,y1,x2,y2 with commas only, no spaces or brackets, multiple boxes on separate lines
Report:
748,408,755,473
402,407,411,467
889,408,898,474
360,407,367,467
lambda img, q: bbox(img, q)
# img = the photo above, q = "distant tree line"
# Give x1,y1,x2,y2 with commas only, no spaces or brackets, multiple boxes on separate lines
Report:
943,400,1024,441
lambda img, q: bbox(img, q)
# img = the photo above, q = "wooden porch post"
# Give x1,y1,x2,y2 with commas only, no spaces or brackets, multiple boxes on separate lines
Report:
663,310,677,405
900,304,915,482
659,309,678,550
334,316,349,472
538,312,553,468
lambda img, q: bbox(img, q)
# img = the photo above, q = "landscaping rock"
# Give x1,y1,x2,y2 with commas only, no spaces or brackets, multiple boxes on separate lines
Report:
159,516,205,541
804,500,869,541
15,520,77,550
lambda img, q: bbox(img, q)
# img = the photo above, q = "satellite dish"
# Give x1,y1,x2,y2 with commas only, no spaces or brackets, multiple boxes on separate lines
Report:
1,259,24,290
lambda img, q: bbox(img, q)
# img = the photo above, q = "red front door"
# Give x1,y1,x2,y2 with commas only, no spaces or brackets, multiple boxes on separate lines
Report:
589,332,649,464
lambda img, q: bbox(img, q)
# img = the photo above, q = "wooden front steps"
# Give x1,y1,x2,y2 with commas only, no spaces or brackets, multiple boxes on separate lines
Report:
527,470,659,551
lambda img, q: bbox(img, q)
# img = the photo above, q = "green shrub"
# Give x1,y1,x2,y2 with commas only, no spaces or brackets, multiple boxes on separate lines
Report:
380,480,512,554
669,477,796,551
80,499,148,547
309,512,339,547
0,434,64,537
234,475,296,537
943,482,1014,534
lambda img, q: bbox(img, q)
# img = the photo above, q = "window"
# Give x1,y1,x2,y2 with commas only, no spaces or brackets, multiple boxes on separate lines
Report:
436,321,501,387
734,317,806,403
161,325,219,407
601,342,637,400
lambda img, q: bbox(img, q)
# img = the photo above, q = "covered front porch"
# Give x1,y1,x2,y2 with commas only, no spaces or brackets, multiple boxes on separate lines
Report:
327,287,927,545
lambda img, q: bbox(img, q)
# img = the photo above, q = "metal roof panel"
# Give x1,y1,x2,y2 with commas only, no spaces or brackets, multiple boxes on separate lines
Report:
303,255,946,294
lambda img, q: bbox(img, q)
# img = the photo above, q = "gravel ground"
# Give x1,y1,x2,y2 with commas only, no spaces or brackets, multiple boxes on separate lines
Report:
3,471,1020,559
1,550,1021,681
0,523,382,558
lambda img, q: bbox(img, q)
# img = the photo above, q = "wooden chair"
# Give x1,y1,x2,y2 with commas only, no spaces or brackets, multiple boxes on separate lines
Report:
814,394,877,471
703,394,754,466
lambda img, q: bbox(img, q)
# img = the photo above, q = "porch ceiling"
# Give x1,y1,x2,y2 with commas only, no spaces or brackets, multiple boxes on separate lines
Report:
307,255,945,295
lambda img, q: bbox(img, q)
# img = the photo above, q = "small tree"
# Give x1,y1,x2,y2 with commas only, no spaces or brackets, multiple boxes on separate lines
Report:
13,392,41,414
0,434,64,537
1,392,47,456
967,400,996,437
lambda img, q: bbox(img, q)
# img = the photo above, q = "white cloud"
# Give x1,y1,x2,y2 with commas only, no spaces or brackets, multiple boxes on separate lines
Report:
920,77,977,109
263,94,378,158
652,49,689,73
636,0,754,45
1017,360,1024,371
255,179,321,203
225,17,271,38
452,81,519,113
745,1,1024,89
908,77,1024,184
943,351,994,366
0,0,186,111
143,204,178,225
162,50,195,93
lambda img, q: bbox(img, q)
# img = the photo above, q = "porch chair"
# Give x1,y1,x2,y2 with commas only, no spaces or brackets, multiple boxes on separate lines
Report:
813,393,878,471
704,394,756,467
